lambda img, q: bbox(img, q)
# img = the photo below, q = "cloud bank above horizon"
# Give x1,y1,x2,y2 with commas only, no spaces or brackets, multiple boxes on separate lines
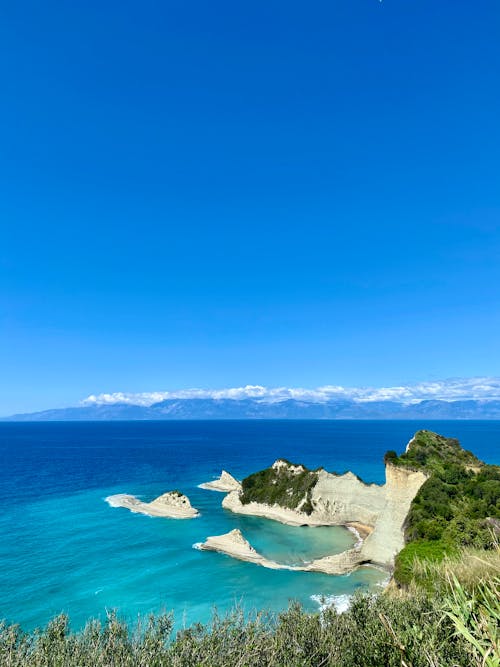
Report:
82,377,500,407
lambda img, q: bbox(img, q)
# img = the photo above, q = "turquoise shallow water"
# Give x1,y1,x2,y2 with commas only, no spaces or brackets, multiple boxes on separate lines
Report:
0,420,498,630
237,517,356,565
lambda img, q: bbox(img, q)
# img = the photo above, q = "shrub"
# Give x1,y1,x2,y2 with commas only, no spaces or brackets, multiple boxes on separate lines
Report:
384,450,398,464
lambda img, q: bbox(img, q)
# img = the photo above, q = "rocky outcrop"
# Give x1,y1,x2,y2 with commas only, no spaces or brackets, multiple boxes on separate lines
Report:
197,528,362,575
106,490,200,518
199,470,241,492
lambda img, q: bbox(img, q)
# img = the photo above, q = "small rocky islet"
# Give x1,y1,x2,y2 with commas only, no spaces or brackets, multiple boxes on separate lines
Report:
106,489,200,518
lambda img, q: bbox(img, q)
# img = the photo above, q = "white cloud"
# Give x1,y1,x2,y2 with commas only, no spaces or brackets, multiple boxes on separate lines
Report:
81,377,500,407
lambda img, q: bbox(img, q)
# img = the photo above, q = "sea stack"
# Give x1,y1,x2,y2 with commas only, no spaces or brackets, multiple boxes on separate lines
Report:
106,490,200,518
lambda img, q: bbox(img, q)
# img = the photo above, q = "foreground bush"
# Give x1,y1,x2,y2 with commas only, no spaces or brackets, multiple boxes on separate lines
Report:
1,585,494,667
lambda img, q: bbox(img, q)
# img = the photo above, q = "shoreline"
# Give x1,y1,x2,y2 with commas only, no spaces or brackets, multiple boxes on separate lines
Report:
345,522,373,541
222,491,374,539
222,491,355,526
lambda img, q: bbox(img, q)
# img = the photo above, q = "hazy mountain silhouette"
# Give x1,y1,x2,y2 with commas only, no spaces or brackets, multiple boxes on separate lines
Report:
3,398,500,420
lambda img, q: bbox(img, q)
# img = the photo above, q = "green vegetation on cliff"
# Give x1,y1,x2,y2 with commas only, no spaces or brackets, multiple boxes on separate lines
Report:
385,429,481,472
391,430,500,586
240,459,318,514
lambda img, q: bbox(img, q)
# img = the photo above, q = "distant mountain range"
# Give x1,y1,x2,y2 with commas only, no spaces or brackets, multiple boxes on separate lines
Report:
3,397,500,420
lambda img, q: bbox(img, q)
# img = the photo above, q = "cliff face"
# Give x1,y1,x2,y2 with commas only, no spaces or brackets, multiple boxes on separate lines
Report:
360,464,427,566
311,470,386,526
311,464,427,567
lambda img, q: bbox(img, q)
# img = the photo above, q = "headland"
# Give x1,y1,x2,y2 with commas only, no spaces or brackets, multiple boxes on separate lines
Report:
200,430,486,576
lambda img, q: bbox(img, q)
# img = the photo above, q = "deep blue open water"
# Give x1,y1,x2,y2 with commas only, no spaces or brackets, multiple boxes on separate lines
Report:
0,420,498,630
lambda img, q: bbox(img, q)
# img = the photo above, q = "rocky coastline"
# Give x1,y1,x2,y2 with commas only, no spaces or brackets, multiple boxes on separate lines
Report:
202,437,429,573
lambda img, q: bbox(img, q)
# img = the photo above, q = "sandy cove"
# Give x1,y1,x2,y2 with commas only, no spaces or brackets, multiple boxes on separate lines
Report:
197,528,363,575
345,522,373,541
106,491,200,519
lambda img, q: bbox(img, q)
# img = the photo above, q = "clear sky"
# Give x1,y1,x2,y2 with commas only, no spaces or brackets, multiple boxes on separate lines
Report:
1,0,500,414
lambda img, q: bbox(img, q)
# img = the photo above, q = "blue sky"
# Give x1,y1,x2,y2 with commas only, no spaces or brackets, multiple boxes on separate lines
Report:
1,0,500,414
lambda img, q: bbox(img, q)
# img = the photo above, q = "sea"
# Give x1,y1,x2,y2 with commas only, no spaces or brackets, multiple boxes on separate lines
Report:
0,420,498,631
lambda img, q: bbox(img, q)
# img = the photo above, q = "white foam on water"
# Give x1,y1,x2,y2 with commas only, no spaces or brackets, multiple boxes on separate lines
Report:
192,542,203,551
104,494,128,507
346,525,363,548
310,593,352,614
376,575,391,588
